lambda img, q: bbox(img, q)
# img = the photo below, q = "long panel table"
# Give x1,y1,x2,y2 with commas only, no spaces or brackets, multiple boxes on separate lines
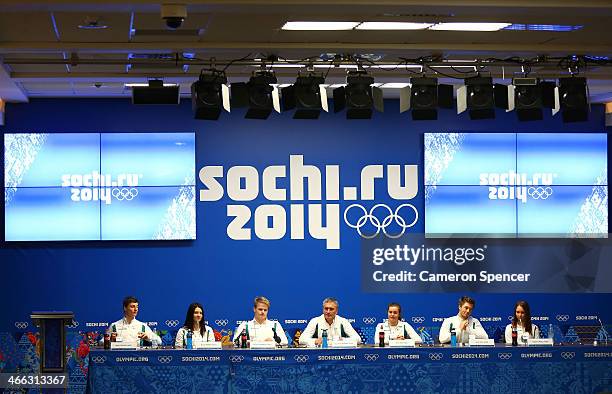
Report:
87,345,612,393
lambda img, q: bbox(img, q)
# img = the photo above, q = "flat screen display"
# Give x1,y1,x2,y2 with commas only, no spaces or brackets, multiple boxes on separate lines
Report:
4,132,196,241
424,133,607,237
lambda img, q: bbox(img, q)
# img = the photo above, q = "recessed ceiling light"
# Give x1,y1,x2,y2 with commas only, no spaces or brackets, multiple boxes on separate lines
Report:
281,21,360,31
429,22,511,31
356,22,433,30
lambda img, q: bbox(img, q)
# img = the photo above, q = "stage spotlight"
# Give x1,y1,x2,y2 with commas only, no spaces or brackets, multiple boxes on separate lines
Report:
333,71,383,119
400,77,453,120
512,78,557,121
559,77,589,122
231,71,280,119
191,70,229,120
458,76,508,120
281,73,328,119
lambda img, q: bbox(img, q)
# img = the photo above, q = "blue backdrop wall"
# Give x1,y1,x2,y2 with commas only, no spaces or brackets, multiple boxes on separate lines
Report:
1,99,610,337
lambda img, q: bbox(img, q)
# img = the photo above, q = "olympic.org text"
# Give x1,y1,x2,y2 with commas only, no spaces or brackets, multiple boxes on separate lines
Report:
480,171,556,203
372,244,486,266
61,172,141,204
199,155,418,250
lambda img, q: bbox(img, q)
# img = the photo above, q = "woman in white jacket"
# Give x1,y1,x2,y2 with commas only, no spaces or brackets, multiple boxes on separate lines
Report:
374,303,422,344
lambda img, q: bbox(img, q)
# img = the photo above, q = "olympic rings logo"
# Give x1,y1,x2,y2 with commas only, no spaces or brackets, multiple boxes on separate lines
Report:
561,352,575,360
215,320,229,327
158,356,173,363
294,355,309,363
412,317,425,324
508,316,513,322
429,353,443,361
364,354,379,362
229,355,244,363
498,353,512,360
67,320,79,328
527,186,553,200
14,322,28,329
556,315,569,322
362,317,376,325
112,187,138,201
165,320,180,328
91,356,107,363
344,204,418,239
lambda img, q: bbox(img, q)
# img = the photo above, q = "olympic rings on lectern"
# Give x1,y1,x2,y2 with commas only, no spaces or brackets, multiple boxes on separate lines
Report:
527,187,553,200
14,322,28,329
158,356,173,363
498,353,512,360
561,352,575,360
364,354,379,362
556,315,569,322
344,203,418,239
165,320,180,328
429,353,443,361
91,356,107,364
112,187,138,201
229,355,244,363
294,355,309,363
362,317,376,325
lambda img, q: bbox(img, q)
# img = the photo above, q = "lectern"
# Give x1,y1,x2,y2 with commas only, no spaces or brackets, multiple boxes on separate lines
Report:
30,311,74,373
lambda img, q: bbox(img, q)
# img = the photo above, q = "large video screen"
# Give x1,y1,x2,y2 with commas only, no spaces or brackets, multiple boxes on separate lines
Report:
425,133,607,237
4,132,196,241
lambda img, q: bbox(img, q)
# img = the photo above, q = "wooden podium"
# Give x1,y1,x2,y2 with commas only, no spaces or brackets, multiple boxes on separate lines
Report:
30,311,74,373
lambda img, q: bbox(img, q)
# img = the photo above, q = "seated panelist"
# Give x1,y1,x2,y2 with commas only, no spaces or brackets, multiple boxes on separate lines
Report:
299,297,362,346
374,302,422,344
505,300,539,344
439,296,488,344
232,296,288,346
107,295,161,347
175,302,217,348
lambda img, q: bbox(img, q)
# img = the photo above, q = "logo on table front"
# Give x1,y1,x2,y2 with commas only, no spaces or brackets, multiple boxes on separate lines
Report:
364,354,379,362
294,355,309,363
498,353,512,360
229,355,245,363
215,319,229,327
14,322,28,329
158,356,173,364
199,155,418,250
61,172,142,205
362,317,376,325
91,355,107,364
429,353,443,361
344,204,418,239
165,320,180,328
412,317,425,324
561,352,576,360
556,315,569,322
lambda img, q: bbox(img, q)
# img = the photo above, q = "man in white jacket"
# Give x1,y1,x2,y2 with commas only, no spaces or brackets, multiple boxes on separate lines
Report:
299,298,362,346
439,296,488,344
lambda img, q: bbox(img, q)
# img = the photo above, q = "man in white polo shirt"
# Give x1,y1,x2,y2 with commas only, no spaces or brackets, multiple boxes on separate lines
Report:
439,295,488,344
107,295,161,347
299,297,361,346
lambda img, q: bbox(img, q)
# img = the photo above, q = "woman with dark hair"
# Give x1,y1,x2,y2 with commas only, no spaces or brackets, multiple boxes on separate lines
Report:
175,302,216,348
505,300,539,344
374,302,422,344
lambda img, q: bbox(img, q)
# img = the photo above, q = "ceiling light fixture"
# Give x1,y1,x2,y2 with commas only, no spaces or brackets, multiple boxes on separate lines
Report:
356,22,433,30
281,21,359,30
429,22,511,31
333,70,383,119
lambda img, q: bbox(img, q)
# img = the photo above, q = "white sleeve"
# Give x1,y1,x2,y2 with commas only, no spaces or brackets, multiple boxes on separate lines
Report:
404,323,422,343
144,324,162,346
175,327,186,348
532,324,539,338
504,324,512,344
439,318,451,344
273,322,289,346
470,319,488,339
232,322,246,343
341,319,362,344
205,326,217,342
299,318,318,346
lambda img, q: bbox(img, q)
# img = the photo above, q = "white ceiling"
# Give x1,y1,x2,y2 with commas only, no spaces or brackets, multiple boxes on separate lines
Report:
1,0,611,102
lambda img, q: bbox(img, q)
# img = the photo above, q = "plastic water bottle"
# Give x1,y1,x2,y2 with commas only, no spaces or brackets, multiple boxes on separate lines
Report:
548,324,554,341
322,329,328,348
186,329,193,349
450,323,457,347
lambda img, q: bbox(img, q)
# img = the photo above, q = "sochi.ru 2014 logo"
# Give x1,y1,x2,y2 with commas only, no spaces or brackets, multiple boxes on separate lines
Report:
61,172,142,205
480,171,557,203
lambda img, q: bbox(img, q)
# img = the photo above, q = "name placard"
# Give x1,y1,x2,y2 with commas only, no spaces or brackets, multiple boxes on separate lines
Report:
329,339,358,348
195,342,222,350
110,342,137,350
468,338,495,346
249,340,277,349
389,339,416,348
527,338,554,346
